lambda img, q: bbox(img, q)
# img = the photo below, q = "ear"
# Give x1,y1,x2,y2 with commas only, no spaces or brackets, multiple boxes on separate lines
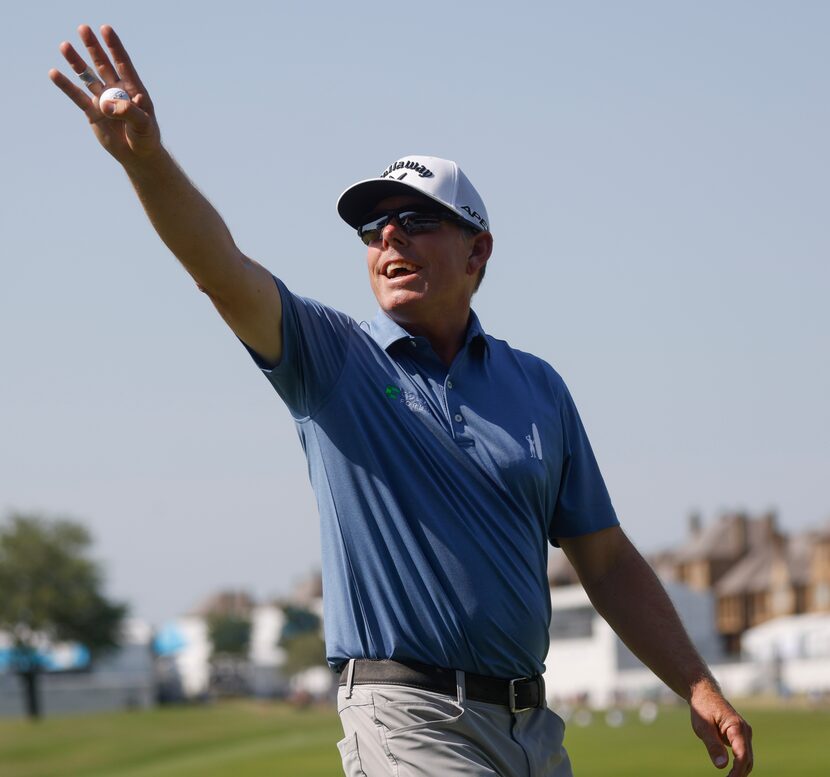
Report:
466,231,493,277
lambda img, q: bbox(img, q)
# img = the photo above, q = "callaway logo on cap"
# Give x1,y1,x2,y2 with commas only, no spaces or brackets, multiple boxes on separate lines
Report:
337,155,490,233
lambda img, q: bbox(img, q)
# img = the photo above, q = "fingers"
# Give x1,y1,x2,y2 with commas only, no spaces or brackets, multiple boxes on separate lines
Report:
52,24,155,123
724,720,754,777
693,716,754,776
695,720,729,770
50,62,149,136
78,24,120,85
49,67,95,115
58,40,103,95
100,25,149,96
688,681,753,776
51,24,162,163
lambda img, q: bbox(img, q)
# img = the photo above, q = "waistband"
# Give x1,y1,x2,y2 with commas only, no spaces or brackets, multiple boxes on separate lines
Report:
337,658,546,713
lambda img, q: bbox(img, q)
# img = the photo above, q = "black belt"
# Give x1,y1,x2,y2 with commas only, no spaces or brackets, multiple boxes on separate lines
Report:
338,659,546,713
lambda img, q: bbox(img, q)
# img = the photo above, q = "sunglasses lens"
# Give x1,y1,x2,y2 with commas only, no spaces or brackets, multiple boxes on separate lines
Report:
357,209,446,244
358,214,389,245
397,212,442,234
359,228,381,245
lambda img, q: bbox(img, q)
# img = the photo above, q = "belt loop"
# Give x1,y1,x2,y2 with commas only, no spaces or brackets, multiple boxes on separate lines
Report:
455,669,466,705
345,658,356,699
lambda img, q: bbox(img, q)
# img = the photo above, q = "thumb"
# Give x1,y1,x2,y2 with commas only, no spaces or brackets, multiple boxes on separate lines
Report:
99,96,152,134
697,723,729,769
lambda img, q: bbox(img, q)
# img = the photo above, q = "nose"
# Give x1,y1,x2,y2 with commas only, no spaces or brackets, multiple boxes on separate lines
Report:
381,218,408,248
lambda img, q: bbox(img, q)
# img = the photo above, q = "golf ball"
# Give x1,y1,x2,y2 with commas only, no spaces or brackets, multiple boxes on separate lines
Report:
99,87,130,112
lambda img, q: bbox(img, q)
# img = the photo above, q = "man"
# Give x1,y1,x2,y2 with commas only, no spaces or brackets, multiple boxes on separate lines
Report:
51,25,753,777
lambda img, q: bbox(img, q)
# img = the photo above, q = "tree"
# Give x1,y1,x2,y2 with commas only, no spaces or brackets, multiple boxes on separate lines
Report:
202,590,253,697
278,605,326,677
207,614,251,657
0,513,127,719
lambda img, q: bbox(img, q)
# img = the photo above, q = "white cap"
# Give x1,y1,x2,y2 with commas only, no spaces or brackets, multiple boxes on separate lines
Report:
337,155,490,233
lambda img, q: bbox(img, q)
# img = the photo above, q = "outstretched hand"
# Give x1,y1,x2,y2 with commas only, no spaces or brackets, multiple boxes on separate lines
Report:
49,25,161,166
689,679,753,776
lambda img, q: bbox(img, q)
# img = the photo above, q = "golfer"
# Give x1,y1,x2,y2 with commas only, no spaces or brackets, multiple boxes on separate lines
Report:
51,25,753,777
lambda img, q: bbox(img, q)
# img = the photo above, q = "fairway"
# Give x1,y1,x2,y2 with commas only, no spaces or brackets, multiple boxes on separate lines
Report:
0,700,827,776
0,702,343,777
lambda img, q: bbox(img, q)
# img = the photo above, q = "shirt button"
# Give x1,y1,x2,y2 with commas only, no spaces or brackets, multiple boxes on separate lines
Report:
454,413,463,423
410,341,417,347
447,380,454,389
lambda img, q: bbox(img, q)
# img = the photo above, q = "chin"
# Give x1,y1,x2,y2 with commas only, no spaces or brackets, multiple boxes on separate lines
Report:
380,288,422,311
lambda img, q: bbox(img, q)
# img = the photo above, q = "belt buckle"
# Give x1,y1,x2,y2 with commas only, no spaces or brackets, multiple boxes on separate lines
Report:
508,676,532,713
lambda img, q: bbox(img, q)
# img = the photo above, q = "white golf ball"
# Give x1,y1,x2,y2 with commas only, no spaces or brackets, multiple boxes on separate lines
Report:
99,87,130,112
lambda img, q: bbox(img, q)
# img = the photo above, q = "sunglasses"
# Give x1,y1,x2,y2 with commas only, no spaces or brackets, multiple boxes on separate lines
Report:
357,207,473,245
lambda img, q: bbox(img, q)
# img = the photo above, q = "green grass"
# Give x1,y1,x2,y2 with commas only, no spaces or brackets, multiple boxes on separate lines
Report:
563,702,830,776
0,700,827,776
0,702,342,777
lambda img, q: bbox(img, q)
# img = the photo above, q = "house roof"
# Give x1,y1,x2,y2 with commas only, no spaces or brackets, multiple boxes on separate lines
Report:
716,548,775,595
191,589,255,617
674,512,776,563
716,533,812,595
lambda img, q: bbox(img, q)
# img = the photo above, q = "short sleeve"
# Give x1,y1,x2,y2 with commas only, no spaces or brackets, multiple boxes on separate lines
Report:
243,277,355,419
548,384,619,544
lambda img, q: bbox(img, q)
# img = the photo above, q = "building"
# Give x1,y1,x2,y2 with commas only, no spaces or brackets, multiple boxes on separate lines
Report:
671,511,779,593
549,512,830,654
715,532,811,652
544,581,726,708
805,522,830,613
741,612,830,696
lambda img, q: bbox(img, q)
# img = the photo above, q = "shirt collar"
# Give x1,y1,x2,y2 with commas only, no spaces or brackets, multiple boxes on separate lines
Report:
362,308,489,354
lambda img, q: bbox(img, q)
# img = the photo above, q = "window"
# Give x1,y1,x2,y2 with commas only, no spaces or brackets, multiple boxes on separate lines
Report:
550,607,594,639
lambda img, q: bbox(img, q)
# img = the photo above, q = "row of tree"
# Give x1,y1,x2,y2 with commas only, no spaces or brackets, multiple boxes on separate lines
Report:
1,513,327,719
204,600,326,697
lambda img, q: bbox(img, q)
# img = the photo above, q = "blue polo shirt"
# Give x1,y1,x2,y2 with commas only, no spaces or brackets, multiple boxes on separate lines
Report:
249,278,618,678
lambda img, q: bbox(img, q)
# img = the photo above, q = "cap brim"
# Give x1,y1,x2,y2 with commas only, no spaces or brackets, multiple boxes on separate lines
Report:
337,178,456,229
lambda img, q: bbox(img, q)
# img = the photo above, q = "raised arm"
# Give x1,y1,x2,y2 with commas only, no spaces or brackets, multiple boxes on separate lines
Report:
49,25,282,364
558,526,754,777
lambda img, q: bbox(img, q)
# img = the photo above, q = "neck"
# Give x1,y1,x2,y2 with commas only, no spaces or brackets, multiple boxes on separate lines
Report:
394,308,471,367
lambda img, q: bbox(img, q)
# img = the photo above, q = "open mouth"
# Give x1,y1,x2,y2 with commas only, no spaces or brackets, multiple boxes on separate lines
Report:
383,260,420,279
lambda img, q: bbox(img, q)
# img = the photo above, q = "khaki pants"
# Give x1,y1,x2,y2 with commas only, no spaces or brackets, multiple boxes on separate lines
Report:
337,683,573,777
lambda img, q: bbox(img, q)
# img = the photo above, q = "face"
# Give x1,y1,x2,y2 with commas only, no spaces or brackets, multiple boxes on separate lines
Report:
364,194,488,328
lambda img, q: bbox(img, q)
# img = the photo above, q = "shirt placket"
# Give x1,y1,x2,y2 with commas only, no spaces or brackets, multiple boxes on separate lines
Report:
402,336,475,446
442,353,475,447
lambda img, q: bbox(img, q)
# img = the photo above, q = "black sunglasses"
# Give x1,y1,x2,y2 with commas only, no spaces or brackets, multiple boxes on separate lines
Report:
357,207,473,246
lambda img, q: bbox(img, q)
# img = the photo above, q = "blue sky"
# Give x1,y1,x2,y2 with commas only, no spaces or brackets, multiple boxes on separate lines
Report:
2,1,828,624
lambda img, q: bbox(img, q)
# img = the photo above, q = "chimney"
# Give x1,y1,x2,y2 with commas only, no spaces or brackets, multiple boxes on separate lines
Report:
761,510,778,542
731,512,749,556
688,512,702,538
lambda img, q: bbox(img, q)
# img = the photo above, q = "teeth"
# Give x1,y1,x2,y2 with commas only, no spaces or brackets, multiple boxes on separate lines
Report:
385,261,418,278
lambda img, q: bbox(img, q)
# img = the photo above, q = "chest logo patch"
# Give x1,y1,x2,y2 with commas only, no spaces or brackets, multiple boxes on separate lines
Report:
402,390,427,414
384,384,428,415
526,423,543,460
